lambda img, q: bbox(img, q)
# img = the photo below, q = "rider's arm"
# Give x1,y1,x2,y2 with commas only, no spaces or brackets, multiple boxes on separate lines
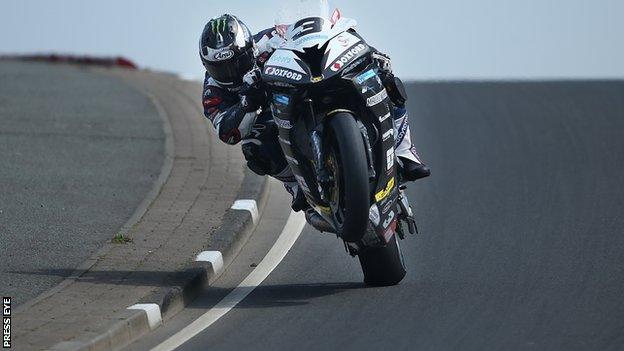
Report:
202,74,258,145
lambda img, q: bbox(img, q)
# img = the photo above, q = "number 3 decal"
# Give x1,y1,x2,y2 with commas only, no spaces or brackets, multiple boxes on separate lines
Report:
292,17,324,41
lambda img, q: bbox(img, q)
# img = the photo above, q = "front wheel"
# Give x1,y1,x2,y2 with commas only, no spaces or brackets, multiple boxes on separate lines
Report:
358,234,407,286
326,113,370,243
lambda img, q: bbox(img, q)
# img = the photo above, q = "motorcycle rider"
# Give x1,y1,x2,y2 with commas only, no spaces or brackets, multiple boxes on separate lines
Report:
200,14,430,225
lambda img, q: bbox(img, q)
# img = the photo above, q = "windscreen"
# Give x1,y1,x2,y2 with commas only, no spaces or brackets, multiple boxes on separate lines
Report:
274,0,333,46
275,0,331,28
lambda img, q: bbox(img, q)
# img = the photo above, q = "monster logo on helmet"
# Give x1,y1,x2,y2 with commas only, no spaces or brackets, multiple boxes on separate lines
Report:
211,16,229,33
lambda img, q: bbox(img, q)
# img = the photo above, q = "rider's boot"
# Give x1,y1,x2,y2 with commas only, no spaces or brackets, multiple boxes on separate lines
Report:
282,183,307,213
400,156,431,181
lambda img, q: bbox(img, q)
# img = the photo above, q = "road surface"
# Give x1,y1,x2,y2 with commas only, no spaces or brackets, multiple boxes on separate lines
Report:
0,62,165,305
134,81,624,350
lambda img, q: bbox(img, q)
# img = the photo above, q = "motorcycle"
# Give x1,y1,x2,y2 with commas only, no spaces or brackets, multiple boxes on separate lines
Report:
261,0,418,286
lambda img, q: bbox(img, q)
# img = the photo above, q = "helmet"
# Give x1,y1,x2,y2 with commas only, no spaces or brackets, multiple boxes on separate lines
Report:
200,14,256,87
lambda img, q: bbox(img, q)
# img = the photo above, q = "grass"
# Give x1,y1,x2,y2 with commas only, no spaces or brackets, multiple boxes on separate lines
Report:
111,232,133,244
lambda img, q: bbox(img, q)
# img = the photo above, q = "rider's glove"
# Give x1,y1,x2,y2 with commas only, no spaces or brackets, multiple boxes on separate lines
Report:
240,68,265,113
371,51,408,106
243,67,262,86
372,52,393,74
240,86,265,113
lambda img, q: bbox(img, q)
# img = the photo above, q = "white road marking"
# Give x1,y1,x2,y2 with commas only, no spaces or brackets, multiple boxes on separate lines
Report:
231,199,259,224
195,251,224,275
151,210,306,351
127,304,162,330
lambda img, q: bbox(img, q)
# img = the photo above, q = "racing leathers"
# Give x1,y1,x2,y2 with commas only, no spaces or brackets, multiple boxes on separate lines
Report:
202,28,427,210
203,28,300,197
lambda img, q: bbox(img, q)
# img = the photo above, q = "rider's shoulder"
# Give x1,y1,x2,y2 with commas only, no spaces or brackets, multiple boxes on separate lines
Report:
203,74,232,95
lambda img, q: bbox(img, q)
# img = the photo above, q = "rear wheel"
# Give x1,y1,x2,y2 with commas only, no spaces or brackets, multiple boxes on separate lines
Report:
326,113,370,243
358,233,407,286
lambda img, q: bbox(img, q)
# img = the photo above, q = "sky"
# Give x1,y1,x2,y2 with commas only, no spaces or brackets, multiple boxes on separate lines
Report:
1,0,623,81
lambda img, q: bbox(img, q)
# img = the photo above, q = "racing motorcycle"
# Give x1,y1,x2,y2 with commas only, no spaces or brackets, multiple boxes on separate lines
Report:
261,0,418,286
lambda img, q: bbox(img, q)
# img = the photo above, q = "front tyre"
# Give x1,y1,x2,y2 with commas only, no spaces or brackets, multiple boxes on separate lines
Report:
358,234,407,286
326,113,370,243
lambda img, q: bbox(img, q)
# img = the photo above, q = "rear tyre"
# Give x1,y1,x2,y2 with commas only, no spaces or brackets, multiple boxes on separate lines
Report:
358,234,407,286
326,113,370,243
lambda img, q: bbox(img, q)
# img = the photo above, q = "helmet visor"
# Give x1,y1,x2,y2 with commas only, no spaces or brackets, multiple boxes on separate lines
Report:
204,49,255,86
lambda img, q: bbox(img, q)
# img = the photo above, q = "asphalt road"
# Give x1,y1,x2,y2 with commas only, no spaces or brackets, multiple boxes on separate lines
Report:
133,81,623,351
0,62,165,305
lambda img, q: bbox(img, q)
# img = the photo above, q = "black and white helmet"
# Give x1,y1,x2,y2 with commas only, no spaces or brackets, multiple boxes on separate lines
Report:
200,14,256,87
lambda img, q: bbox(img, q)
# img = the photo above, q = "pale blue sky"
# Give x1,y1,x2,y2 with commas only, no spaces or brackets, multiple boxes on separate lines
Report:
1,0,623,80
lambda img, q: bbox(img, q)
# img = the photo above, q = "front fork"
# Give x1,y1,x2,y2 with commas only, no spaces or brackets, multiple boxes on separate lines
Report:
305,102,333,204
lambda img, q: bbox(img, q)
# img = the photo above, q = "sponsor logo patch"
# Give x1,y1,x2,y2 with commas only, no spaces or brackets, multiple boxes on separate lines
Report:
382,210,396,229
386,148,395,171
331,61,344,72
355,69,376,84
273,94,290,105
330,44,367,72
265,67,303,81
214,50,234,61
274,116,293,129
269,81,296,88
395,118,410,147
270,54,294,65
337,35,351,47
382,198,394,214
294,34,329,45
382,129,394,142
369,205,381,226
367,89,389,107
379,112,391,123
343,57,367,74
375,177,396,202
211,16,228,33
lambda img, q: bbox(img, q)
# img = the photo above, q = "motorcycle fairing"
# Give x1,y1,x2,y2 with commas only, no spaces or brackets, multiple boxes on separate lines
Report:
264,31,371,86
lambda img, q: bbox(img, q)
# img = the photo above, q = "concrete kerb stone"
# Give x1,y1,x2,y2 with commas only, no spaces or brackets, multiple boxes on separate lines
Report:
137,168,269,322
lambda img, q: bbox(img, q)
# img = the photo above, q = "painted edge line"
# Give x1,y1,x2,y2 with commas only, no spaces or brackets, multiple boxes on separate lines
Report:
151,210,306,351
128,304,163,330
231,199,259,224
